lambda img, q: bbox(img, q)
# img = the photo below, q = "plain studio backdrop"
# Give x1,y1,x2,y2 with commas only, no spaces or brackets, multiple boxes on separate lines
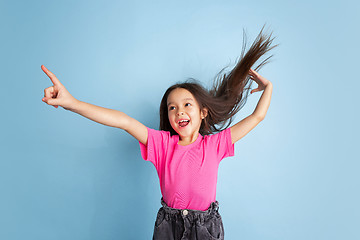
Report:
0,0,359,239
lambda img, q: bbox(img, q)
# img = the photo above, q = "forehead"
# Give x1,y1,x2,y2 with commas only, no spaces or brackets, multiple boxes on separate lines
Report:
167,88,195,105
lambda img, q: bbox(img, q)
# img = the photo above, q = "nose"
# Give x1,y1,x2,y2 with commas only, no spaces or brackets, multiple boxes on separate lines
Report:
176,108,185,116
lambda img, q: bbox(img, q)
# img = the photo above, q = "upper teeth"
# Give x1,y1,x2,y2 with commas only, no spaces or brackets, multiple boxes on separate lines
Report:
179,120,189,123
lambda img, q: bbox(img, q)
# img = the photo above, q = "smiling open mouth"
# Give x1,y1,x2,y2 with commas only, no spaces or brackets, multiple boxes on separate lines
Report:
178,120,190,127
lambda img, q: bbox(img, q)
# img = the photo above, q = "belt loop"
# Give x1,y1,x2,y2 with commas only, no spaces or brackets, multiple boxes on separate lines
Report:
214,201,219,212
200,214,204,225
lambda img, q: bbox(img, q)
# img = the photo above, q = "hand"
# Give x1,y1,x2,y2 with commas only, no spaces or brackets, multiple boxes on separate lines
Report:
248,68,271,94
41,65,78,110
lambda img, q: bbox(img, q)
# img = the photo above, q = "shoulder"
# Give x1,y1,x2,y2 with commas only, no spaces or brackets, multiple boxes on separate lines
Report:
146,127,177,142
201,128,234,159
203,128,231,140
202,128,233,148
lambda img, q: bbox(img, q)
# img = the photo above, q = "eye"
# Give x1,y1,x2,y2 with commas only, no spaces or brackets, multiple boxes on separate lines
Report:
185,103,191,107
169,106,175,111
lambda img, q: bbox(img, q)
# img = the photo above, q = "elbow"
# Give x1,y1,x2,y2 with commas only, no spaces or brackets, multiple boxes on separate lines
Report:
254,113,265,121
116,111,131,130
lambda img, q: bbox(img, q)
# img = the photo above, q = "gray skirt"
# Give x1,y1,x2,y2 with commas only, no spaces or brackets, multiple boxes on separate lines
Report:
153,197,225,240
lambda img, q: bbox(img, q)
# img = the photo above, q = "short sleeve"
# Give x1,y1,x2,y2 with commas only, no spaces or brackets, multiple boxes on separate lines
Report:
211,127,235,162
139,127,169,169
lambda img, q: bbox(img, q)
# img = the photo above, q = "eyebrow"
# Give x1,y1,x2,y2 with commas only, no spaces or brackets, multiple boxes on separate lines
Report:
167,98,194,107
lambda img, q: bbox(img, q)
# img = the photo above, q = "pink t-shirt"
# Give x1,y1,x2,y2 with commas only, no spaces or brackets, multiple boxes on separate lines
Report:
139,127,235,211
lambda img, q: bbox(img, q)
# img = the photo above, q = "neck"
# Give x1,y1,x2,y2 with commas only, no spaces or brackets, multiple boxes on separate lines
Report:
178,132,199,145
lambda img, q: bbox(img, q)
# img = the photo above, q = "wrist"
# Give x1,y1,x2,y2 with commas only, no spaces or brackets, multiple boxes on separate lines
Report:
265,81,272,88
65,98,81,112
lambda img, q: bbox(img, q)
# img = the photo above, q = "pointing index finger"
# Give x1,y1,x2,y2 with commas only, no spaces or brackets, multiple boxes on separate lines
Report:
41,65,62,86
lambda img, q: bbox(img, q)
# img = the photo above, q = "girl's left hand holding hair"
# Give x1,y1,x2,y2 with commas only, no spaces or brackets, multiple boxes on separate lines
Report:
249,68,272,94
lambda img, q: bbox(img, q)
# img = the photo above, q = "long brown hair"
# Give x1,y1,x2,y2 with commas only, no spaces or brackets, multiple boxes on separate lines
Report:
160,25,278,136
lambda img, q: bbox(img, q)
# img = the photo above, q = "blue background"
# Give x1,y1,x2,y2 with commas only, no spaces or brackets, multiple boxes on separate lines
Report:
1,0,359,239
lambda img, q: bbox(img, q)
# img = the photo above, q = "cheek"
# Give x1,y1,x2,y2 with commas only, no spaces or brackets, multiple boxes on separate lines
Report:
168,113,174,123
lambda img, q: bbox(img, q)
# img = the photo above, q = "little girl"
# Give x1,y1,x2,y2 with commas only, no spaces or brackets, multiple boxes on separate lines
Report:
42,26,277,240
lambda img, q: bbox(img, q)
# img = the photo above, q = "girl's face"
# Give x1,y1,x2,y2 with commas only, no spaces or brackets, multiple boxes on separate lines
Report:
167,88,207,138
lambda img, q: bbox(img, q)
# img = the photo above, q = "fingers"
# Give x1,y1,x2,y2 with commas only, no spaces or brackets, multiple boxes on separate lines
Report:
42,97,59,108
44,86,55,99
42,98,59,108
43,86,59,108
249,68,258,76
41,65,62,86
251,88,260,94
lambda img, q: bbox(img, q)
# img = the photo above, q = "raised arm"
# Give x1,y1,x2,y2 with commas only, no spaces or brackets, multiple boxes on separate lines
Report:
68,101,148,145
41,65,148,145
230,69,273,144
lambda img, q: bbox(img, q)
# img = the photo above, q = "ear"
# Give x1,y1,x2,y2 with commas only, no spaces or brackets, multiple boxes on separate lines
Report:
201,107,208,119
